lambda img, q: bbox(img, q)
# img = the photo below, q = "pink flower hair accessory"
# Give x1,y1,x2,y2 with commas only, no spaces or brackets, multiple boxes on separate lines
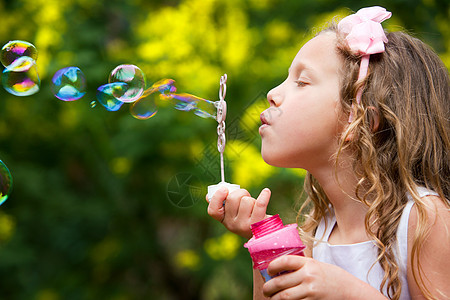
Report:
338,6,392,122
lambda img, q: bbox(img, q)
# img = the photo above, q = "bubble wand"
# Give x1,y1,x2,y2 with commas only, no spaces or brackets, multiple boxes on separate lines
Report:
206,74,240,202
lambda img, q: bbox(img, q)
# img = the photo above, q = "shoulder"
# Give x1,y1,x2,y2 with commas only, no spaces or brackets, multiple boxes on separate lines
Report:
408,195,450,230
407,195,450,299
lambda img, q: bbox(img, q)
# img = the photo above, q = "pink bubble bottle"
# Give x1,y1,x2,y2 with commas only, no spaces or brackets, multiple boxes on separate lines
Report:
244,214,306,281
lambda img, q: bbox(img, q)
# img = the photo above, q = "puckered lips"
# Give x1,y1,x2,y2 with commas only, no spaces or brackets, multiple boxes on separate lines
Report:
260,112,270,125
259,111,270,134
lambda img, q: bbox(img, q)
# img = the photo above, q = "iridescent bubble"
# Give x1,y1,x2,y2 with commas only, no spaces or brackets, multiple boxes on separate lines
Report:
96,82,127,111
1,40,38,68
90,101,97,108
2,57,40,96
130,88,158,120
130,79,177,120
167,93,198,111
108,64,146,103
152,78,177,95
195,99,218,119
0,160,13,206
4,56,36,72
163,92,217,119
51,67,87,101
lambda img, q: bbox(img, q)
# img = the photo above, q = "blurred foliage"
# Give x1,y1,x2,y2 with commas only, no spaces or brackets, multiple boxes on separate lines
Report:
0,0,448,299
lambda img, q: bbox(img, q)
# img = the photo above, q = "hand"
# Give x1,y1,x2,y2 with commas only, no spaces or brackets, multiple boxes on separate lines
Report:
207,187,271,239
262,255,386,299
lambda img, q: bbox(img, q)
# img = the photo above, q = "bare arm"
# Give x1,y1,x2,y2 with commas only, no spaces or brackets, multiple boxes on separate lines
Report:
407,195,450,299
259,255,388,299
207,187,272,299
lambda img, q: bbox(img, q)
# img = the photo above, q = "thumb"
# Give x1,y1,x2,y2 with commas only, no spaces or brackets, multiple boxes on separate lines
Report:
251,188,271,223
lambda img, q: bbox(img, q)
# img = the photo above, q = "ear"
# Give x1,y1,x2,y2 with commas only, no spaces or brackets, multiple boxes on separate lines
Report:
344,106,380,142
344,131,354,142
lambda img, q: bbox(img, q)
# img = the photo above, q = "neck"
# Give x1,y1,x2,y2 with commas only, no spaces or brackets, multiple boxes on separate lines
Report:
309,154,370,244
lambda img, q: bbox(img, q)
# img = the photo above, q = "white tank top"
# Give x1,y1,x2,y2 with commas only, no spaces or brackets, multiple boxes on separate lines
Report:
313,187,437,299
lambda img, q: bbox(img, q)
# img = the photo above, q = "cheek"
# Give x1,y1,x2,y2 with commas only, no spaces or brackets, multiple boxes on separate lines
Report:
260,92,342,167
282,103,335,138
260,122,308,167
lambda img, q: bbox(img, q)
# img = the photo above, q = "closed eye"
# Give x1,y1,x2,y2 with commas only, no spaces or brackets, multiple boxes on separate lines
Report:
295,80,308,87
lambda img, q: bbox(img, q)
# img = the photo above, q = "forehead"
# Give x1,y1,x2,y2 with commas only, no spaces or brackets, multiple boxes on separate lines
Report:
290,32,341,75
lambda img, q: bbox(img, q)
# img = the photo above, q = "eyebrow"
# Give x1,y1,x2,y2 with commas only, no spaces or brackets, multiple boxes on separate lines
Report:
288,62,317,78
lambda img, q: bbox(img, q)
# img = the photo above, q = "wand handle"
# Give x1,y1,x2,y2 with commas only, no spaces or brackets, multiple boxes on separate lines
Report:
206,74,240,202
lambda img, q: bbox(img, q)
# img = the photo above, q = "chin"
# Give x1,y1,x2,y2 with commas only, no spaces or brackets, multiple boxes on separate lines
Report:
261,149,274,166
261,152,289,168
261,148,305,168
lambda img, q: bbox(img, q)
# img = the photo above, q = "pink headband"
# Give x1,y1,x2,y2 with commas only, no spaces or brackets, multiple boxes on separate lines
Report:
338,6,391,121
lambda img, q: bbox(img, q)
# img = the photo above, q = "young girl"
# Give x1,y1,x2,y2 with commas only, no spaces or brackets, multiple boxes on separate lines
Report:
207,6,449,300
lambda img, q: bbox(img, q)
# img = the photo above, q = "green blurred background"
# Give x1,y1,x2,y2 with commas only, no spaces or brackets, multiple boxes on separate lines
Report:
0,0,448,299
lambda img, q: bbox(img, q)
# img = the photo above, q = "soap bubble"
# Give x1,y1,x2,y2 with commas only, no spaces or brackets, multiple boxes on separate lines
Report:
130,79,176,120
0,160,13,206
195,99,218,119
165,93,198,111
96,82,128,111
108,64,146,103
4,56,36,72
163,92,217,119
1,41,40,96
1,40,37,68
152,78,177,94
2,57,40,96
130,89,158,120
0,39,219,121
51,67,87,101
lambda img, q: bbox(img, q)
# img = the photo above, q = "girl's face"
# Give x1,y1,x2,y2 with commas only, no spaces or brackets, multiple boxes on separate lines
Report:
260,32,345,170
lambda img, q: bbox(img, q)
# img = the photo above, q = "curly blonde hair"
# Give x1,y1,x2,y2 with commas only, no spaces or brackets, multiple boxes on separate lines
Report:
298,24,450,300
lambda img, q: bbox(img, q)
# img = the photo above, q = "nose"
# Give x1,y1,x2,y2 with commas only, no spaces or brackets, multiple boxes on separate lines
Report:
267,83,282,107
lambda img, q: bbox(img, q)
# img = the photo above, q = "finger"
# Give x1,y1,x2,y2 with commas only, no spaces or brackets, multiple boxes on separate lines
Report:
267,255,308,277
222,189,251,221
262,271,304,299
264,285,307,300
235,196,256,220
250,188,271,224
207,187,228,222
